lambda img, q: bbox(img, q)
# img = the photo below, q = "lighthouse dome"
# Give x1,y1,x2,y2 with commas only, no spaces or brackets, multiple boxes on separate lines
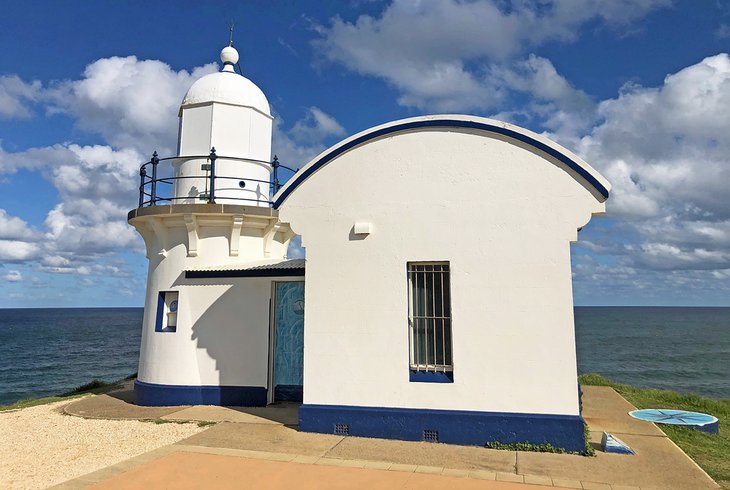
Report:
180,46,270,116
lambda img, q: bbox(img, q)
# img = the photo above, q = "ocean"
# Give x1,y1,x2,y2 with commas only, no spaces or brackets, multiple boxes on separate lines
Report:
0,307,728,405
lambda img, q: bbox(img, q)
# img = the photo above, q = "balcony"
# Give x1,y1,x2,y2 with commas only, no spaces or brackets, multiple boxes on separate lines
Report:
137,148,297,208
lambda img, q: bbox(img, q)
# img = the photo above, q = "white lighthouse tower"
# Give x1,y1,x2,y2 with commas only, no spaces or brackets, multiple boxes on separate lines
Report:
128,44,300,406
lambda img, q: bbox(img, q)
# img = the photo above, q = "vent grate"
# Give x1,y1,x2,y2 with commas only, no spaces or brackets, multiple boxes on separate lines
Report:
334,423,350,436
423,429,439,442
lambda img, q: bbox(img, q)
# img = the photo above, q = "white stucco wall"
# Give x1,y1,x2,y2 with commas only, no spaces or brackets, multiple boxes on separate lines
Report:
278,117,608,417
131,209,295,388
175,101,273,206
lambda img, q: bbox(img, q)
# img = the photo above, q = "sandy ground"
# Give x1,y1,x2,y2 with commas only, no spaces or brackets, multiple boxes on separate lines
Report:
0,398,204,490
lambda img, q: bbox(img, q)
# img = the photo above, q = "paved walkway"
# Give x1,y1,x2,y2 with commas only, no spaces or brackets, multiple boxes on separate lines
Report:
55,386,719,490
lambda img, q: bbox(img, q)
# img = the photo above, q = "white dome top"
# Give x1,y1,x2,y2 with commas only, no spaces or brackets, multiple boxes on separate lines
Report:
180,46,271,116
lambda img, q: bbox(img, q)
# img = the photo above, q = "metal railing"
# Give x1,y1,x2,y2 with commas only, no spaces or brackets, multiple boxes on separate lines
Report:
137,148,297,208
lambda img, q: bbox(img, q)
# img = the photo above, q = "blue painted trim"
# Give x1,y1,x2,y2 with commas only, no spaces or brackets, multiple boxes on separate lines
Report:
601,432,635,455
274,118,609,208
134,380,267,407
154,292,165,333
695,419,720,434
274,384,303,402
299,404,586,452
409,371,454,383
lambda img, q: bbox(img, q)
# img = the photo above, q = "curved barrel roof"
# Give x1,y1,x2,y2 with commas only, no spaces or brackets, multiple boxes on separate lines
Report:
273,115,610,208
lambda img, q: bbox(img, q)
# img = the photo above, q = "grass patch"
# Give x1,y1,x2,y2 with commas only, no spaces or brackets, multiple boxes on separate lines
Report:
486,441,566,453
0,394,86,412
141,418,216,427
60,379,119,396
484,421,595,456
0,372,137,412
580,373,730,489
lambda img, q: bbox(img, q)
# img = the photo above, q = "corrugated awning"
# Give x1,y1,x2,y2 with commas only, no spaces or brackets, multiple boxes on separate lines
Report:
185,259,305,278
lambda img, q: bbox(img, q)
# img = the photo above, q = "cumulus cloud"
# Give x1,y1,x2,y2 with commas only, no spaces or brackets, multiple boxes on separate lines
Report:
0,56,219,279
46,57,218,153
0,142,144,271
3,270,22,282
578,54,730,221
290,107,346,144
0,63,342,275
0,75,41,119
0,209,41,240
0,240,41,262
314,0,669,111
273,106,347,168
568,54,730,279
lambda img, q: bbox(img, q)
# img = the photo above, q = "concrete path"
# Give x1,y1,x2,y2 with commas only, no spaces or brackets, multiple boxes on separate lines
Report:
57,385,720,490
55,446,562,490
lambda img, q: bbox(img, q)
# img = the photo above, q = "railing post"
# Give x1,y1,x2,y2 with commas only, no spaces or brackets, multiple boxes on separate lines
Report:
150,151,159,205
272,155,280,194
208,147,217,204
138,166,147,208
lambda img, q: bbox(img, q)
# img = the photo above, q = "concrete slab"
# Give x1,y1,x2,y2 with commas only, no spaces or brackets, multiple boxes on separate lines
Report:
85,451,561,490
176,421,344,456
58,383,720,490
325,435,517,472
517,431,718,489
162,403,299,425
581,386,665,437
63,389,186,420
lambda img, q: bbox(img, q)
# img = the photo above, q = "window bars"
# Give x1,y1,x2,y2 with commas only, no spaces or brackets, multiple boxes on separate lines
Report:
407,262,453,372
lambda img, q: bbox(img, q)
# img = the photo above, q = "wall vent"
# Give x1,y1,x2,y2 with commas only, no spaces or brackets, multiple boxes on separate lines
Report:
334,423,350,436
423,429,439,442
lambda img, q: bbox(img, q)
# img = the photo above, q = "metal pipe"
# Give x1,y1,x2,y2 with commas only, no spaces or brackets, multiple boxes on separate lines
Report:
208,147,217,204
138,166,147,207
272,155,280,194
150,151,159,205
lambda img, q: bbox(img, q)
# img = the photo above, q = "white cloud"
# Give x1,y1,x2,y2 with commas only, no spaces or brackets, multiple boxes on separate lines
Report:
578,54,730,221
571,54,730,274
0,75,41,119
46,57,218,153
290,107,346,143
0,240,41,262
3,270,22,282
273,106,347,168
0,209,40,240
0,142,144,270
314,0,669,111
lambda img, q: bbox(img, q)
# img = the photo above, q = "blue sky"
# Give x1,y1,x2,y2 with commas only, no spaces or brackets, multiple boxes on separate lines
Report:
1,0,729,307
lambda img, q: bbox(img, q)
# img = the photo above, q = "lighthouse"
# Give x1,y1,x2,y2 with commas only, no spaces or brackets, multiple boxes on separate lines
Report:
127,39,610,454
128,44,302,406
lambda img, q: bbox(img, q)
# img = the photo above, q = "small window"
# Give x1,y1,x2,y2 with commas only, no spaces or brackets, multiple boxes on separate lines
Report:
407,262,453,378
155,291,179,332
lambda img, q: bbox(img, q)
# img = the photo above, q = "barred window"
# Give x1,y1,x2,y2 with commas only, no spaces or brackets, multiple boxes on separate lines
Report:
407,262,452,372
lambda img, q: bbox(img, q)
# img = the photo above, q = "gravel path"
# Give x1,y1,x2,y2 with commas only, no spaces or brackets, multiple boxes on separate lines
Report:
0,398,204,489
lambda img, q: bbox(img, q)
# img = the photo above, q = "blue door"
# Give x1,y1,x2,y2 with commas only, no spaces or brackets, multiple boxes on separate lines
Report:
272,281,305,402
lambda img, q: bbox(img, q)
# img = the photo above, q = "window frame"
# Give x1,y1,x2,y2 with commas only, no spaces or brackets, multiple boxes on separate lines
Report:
407,261,453,382
155,290,179,333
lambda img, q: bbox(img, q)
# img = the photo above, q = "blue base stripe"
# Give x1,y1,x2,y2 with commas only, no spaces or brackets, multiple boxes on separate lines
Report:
274,384,304,402
134,380,267,407
299,404,586,452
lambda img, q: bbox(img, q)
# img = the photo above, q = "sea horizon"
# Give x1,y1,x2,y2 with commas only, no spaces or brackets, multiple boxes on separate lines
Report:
1,306,728,405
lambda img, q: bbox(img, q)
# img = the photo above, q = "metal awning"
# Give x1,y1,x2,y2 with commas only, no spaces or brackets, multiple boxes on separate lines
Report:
185,259,305,278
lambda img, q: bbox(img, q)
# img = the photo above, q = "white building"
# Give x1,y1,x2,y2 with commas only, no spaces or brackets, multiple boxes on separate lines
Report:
129,45,610,452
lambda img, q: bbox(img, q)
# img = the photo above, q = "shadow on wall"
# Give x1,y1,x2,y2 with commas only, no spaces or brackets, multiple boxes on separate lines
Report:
173,275,271,406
